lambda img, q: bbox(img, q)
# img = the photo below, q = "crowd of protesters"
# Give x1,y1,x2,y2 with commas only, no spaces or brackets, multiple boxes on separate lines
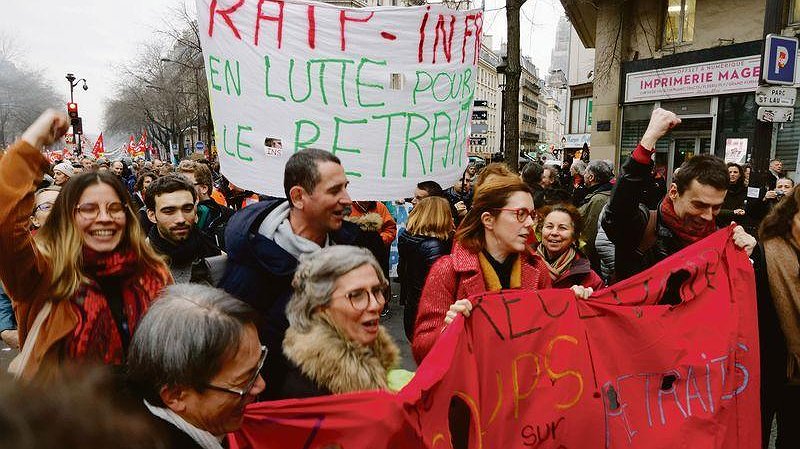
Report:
0,107,798,448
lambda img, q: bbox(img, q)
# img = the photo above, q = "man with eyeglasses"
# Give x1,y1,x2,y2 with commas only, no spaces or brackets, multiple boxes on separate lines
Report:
145,174,221,284
127,283,266,448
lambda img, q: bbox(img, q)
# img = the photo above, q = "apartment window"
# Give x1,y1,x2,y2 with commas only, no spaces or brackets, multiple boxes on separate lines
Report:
664,0,695,46
570,97,592,134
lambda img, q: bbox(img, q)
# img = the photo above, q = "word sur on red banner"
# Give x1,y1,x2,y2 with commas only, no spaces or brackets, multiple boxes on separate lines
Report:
232,227,759,449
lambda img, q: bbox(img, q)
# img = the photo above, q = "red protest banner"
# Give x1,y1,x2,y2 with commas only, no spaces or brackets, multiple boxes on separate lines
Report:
231,227,759,449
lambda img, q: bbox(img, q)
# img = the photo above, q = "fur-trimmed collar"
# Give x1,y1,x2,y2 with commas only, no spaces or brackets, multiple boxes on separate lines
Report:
283,315,400,394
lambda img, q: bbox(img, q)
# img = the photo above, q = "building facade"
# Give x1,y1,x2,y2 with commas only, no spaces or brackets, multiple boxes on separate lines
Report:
470,39,503,157
561,0,796,182
520,56,542,153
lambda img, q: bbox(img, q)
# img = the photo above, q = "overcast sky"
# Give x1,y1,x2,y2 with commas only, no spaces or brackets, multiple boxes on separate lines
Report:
0,0,562,137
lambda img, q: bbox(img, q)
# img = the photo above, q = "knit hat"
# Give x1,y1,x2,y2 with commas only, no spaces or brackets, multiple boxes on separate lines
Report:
53,162,75,178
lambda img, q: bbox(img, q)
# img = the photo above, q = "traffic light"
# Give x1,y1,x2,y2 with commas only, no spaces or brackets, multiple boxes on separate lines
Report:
67,102,78,119
71,117,83,135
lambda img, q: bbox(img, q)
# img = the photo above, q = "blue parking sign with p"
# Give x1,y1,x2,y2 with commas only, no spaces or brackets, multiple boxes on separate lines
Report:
764,34,798,85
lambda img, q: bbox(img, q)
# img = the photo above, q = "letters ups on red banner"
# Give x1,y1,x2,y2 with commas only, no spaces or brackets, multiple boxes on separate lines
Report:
231,227,759,449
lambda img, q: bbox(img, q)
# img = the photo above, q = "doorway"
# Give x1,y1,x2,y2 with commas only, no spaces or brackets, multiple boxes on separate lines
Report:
658,117,714,185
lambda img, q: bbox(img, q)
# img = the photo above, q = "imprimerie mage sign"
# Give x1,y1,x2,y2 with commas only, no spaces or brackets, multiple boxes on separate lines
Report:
196,0,483,199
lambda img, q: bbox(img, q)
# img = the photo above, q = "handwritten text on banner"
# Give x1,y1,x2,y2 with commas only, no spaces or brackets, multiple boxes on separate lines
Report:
232,227,760,449
196,0,482,199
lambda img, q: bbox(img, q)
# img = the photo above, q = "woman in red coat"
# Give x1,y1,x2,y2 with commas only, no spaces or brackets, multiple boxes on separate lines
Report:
411,176,552,364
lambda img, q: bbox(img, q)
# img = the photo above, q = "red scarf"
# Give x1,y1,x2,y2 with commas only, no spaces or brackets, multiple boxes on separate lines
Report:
659,195,717,246
67,249,167,365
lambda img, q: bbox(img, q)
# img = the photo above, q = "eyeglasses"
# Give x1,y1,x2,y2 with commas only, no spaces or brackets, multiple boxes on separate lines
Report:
204,345,267,401
74,202,126,220
34,202,54,214
340,285,387,311
493,207,536,223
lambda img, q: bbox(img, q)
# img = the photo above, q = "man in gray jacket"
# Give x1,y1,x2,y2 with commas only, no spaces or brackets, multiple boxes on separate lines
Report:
578,160,614,271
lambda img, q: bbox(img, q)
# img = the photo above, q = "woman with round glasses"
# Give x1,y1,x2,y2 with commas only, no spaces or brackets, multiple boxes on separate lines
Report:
127,284,265,448
411,176,554,364
0,110,170,382
29,186,61,232
412,176,550,363
536,204,604,289
274,245,410,399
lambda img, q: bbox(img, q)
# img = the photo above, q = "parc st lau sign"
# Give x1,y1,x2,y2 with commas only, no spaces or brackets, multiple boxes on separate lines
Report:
196,0,482,199
625,56,761,103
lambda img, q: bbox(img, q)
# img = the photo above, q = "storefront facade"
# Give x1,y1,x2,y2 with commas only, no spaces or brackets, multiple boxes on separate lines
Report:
618,41,777,182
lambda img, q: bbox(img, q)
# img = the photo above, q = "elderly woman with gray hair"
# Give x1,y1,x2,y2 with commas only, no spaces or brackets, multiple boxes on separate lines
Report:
127,284,266,449
272,245,412,399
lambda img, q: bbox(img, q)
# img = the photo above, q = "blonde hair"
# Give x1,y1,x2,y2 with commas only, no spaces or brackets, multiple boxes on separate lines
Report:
405,197,453,240
34,172,168,302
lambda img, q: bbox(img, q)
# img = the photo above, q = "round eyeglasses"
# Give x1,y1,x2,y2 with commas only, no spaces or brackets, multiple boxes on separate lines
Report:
74,202,126,220
493,207,536,223
339,285,387,311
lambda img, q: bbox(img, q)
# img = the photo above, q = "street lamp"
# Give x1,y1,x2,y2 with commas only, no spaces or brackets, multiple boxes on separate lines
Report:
161,57,202,150
65,73,88,154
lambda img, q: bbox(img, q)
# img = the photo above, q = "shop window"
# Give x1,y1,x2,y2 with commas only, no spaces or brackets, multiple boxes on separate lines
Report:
664,0,696,46
660,98,710,115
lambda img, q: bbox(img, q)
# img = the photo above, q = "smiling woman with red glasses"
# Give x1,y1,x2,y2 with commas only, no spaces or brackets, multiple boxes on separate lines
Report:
0,109,170,382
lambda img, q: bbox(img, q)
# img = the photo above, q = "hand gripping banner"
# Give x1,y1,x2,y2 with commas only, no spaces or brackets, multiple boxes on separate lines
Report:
232,227,759,449
196,0,481,199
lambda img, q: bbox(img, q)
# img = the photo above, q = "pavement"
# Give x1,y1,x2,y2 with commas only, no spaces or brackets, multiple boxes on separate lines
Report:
382,280,417,372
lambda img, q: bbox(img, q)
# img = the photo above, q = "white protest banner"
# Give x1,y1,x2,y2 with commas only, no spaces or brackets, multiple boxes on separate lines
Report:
196,0,482,199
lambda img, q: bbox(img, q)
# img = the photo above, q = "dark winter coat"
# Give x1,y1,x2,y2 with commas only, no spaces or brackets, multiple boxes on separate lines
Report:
716,182,747,228
218,198,375,400
601,152,693,283
197,198,234,249
275,316,400,400
397,230,451,340
146,413,205,449
548,251,605,290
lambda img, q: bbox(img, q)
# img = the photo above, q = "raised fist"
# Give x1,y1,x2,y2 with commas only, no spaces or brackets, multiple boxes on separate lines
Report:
641,108,681,150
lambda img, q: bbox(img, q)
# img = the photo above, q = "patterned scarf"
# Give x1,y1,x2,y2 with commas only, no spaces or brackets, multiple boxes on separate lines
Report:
659,195,717,246
537,245,577,281
67,249,167,365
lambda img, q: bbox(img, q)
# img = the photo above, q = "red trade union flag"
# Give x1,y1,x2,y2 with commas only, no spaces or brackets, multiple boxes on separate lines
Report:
230,227,759,449
92,133,105,158
133,131,147,157
127,135,136,155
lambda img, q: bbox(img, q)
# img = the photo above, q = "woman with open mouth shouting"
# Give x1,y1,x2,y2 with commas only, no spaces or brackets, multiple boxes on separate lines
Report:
273,245,412,399
0,109,171,382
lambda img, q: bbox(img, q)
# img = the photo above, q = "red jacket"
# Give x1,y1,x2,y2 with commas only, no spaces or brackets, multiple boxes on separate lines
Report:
411,242,551,364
